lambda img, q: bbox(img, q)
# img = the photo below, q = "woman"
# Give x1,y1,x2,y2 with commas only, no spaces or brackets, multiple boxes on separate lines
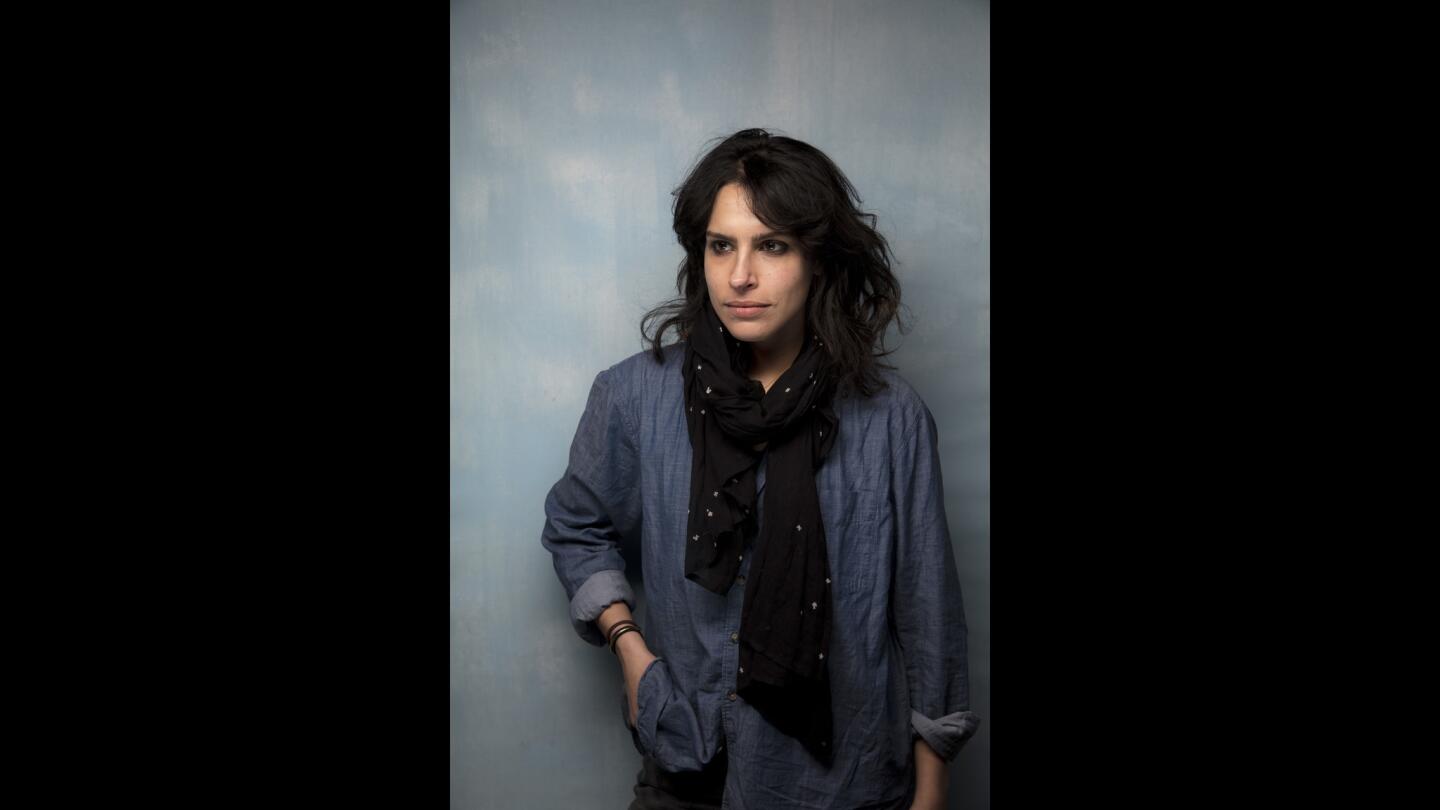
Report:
542,129,979,810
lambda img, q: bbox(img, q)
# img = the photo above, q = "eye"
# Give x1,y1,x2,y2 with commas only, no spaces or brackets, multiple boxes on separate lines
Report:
761,240,788,255
708,240,732,255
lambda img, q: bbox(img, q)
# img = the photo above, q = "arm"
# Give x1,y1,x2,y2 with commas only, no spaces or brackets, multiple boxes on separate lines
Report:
541,368,643,646
542,365,714,771
540,370,654,730
891,401,982,780
597,601,658,727
910,738,948,810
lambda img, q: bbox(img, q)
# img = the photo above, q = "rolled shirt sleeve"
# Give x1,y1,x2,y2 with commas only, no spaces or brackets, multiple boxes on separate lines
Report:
569,570,636,646
541,367,644,646
910,708,981,763
891,399,981,762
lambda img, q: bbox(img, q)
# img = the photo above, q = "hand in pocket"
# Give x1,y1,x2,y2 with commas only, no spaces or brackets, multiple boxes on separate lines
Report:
618,638,658,729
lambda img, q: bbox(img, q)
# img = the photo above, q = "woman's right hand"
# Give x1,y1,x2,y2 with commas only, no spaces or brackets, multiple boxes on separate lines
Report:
616,632,658,728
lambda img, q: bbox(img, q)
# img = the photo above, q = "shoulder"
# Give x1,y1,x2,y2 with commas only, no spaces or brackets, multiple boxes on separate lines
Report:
843,366,935,429
601,342,684,388
590,343,684,429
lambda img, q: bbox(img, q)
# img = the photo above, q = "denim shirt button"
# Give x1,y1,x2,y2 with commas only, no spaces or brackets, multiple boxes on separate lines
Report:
730,632,739,643
728,691,737,701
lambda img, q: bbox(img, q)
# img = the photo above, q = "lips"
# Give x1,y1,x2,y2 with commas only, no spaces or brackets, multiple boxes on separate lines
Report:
726,303,769,319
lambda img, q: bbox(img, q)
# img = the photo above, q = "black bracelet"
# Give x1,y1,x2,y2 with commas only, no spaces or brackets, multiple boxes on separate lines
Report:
606,619,638,645
609,625,642,654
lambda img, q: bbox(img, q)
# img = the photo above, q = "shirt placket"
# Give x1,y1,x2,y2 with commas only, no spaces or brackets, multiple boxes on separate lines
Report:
719,450,765,767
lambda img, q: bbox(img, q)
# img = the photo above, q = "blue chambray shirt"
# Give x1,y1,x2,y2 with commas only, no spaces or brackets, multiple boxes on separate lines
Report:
542,343,979,809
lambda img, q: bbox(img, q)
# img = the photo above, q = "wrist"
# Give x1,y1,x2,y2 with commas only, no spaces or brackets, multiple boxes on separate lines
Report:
606,619,641,651
615,630,652,661
596,602,635,640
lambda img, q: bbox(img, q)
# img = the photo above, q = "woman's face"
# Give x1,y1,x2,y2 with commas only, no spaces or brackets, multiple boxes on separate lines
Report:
703,183,812,354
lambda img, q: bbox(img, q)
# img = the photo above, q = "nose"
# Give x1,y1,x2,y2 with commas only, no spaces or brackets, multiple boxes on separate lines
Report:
729,247,756,290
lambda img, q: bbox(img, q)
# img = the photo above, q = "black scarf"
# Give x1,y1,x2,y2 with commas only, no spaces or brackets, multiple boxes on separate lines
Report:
682,299,839,765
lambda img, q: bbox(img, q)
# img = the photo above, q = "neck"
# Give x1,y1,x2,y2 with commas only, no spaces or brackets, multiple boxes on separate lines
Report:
746,328,805,393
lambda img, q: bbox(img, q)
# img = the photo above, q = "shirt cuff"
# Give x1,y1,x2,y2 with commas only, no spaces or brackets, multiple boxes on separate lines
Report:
570,569,637,646
910,708,981,763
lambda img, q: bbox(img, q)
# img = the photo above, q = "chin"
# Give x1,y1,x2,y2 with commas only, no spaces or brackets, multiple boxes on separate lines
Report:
725,324,771,344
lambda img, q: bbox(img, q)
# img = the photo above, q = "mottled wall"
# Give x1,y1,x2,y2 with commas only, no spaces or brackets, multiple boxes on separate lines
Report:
450,1,989,807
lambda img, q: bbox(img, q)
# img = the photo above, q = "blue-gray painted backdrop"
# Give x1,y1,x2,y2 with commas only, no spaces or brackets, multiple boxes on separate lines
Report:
450,1,989,807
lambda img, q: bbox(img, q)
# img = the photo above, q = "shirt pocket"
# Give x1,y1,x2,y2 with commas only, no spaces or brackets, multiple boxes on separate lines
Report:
820,485,885,602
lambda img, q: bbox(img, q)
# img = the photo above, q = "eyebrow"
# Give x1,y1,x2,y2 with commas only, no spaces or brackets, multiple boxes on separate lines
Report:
705,230,789,243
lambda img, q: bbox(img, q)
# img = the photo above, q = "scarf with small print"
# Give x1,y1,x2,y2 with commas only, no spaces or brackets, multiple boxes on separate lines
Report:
682,298,839,765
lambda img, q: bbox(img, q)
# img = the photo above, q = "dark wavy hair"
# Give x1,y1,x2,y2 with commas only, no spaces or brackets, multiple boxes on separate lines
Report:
640,128,908,399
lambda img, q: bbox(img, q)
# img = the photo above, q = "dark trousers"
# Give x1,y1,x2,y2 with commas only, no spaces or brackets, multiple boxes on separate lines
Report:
627,748,728,810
